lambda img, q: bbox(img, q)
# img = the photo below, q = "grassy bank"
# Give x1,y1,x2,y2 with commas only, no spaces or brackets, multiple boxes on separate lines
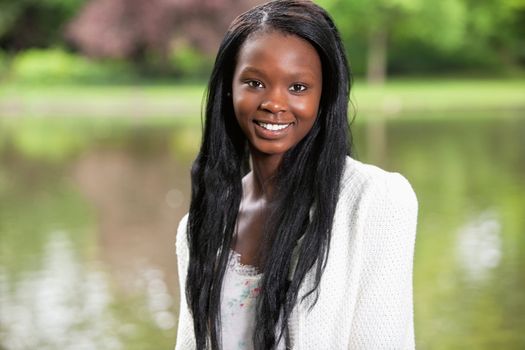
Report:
0,78,523,120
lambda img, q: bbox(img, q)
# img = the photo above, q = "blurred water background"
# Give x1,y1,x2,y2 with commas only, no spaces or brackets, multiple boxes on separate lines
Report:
0,0,524,349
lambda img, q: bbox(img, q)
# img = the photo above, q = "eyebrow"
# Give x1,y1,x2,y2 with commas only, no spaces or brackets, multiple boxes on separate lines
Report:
238,66,318,81
238,66,266,77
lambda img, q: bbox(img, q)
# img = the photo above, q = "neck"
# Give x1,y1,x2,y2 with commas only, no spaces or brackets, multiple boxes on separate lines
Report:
249,150,283,200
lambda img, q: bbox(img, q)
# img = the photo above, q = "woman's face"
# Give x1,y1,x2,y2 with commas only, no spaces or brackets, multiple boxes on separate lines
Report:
232,31,322,159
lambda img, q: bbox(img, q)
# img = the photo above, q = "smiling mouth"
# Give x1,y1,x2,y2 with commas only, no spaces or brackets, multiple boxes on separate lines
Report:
254,120,293,131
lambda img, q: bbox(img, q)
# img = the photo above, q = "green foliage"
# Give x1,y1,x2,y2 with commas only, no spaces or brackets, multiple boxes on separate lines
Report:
0,0,86,46
8,48,136,84
0,1,19,38
318,0,525,76
5,118,93,162
169,126,202,163
1,0,523,80
0,116,203,163
399,0,466,51
0,49,7,77
169,43,213,78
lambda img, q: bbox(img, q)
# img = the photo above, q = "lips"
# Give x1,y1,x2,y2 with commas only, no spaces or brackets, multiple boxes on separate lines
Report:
254,120,293,131
253,120,294,139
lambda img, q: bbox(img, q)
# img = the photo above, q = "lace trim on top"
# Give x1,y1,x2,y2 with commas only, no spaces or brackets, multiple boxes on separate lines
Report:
228,249,262,277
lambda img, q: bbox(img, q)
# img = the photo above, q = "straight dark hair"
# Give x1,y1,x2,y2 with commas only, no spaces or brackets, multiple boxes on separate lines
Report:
185,1,352,349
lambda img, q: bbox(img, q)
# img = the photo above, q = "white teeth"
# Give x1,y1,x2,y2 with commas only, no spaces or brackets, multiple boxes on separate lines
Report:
258,122,290,131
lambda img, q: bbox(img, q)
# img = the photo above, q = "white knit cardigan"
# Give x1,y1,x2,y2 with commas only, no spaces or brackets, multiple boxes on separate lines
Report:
175,156,418,349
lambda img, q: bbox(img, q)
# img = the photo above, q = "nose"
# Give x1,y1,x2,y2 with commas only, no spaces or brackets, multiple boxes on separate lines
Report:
260,88,287,114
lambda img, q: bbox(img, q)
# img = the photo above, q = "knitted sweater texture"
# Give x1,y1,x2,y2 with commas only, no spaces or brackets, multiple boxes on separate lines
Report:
175,156,418,349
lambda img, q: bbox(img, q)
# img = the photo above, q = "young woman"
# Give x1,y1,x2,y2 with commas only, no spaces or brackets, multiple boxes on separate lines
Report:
175,1,418,349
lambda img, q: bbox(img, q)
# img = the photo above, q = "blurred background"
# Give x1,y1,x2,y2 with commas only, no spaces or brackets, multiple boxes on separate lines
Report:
0,0,524,349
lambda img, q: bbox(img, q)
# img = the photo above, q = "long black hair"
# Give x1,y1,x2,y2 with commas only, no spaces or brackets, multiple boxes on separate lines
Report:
185,1,352,349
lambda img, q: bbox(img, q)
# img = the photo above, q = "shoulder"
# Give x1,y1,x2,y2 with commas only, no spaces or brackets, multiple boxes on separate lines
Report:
338,156,418,220
332,157,418,269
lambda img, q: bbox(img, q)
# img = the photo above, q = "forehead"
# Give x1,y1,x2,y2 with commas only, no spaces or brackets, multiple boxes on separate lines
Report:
235,31,322,78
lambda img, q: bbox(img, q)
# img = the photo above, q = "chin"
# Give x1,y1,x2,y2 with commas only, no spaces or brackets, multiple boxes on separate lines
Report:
252,143,290,157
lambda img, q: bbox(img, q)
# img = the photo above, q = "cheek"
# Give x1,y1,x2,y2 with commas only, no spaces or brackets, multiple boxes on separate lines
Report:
232,91,260,129
291,96,321,123
232,93,258,138
233,92,253,121
232,97,246,126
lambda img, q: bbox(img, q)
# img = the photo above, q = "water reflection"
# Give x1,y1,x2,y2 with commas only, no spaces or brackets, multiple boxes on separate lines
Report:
0,232,120,350
72,149,190,299
165,189,185,209
1,115,524,349
456,210,502,282
0,127,193,349
140,265,176,330
0,231,179,349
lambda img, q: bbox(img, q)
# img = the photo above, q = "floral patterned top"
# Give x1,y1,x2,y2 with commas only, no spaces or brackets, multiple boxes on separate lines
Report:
220,250,263,350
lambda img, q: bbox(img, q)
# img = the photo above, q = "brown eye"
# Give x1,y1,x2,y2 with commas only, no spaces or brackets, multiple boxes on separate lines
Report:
289,83,307,92
247,80,264,88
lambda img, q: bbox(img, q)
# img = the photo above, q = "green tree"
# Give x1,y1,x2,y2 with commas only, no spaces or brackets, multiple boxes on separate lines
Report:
318,0,468,84
318,0,525,83
0,0,85,50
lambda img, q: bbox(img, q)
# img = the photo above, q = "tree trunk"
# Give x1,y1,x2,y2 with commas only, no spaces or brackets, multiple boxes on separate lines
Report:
366,118,387,167
367,27,388,86
366,27,388,166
